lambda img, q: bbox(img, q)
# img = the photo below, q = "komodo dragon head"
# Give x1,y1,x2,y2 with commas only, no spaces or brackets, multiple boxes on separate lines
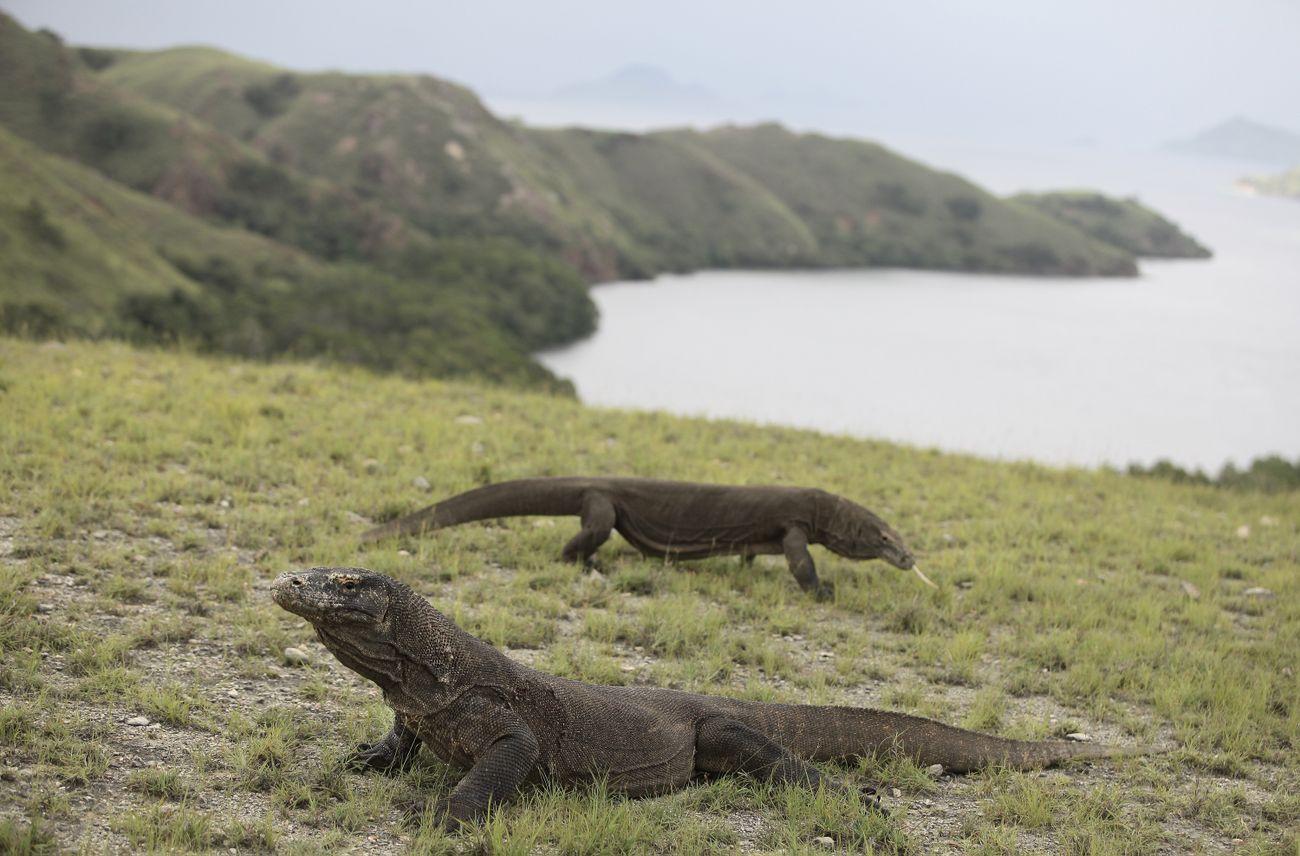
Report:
815,495,936,587
273,567,396,628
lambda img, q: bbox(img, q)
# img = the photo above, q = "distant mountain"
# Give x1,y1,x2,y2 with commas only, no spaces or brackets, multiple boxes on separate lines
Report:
1165,117,1300,166
555,64,720,108
1241,166,1300,200
1012,192,1211,259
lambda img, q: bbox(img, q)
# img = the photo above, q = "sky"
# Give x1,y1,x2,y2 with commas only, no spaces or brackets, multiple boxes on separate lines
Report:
5,0,1299,147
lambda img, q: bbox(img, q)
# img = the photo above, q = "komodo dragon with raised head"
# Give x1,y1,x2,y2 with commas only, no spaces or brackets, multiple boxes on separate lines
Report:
361,477,934,598
274,567,1132,830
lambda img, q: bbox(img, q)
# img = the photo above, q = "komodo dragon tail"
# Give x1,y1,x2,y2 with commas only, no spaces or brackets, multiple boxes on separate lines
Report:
723,701,1132,773
360,478,591,543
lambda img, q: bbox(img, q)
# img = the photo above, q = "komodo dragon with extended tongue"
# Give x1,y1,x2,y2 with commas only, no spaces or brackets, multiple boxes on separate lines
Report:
361,477,935,598
273,567,1134,831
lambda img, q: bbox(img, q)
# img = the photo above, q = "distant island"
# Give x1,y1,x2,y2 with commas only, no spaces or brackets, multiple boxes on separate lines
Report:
0,14,1210,390
1165,116,1300,166
1240,166,1300,200
1012,192,1211,259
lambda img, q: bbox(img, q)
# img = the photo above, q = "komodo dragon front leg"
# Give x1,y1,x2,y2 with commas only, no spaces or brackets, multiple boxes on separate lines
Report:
422,695,541,829
783,527,833,600
348,713,422,773
560,491,616,565
694,717,880,808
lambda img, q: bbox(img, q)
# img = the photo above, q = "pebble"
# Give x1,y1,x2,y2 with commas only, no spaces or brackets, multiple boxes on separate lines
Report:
1066,732,1092,742
813,836,834,848
412,476,431,491
283,647,311,666
1235,524,1251,539
1259,515,1277,527
891,787,902,798
927,763,945,777
226,689,239,699
298,498,310,506
397,549,411,557
346,511,370,525
454,415,483,425
1243,587,1274,598
126,716,150,727
36,603,54,613
1180,581,1201,599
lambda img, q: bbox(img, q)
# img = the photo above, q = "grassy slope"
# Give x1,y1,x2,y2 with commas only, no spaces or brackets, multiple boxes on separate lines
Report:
0,125,294,329
0,125,579,389
0,338,1295,854
98,45,1140,279
666,125,1138,276
1013,192,1212,259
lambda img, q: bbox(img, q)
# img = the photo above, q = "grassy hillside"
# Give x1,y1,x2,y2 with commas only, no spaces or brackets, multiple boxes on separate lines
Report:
96,43,1142,279
0,15,597,390
1013,191,1212,259
0,126,588,389
672,126,1139,276
1,338,1295,854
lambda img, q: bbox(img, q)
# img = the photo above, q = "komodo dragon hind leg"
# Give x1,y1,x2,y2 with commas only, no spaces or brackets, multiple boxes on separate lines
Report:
782,527,834,601
560,491,615,565
694,717,883,811
349,713,422,774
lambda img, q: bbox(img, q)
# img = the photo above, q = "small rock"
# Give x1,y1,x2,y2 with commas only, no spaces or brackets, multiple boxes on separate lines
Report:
345,511,370,525
620,664,636,672
891,787,902,798
454,415,483,425
412,476,431,491
297,497,310,506
1284,667,1294,678
588,569,606,581
817,650,834,660
283,647,311,667
956,580,974,589
1243,587,1274,598
36,603,54,614
1235,524,1250,539
92,530,110,540
146,723,162,730
226,689,239,699
219,499,231,509
126,716,150,727
813,836,834,848
1259,515,1277,527
927,763,944,777
1180,581,1201,599
397,549,411,557
1065,732,1092,742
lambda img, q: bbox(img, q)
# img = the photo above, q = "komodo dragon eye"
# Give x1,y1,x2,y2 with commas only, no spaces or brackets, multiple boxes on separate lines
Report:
341,580,357,591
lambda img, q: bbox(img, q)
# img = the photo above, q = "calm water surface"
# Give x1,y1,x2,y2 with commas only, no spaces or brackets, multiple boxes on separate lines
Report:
538,146,1300,470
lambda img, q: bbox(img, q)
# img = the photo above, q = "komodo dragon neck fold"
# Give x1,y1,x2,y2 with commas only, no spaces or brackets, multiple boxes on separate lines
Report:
274,568,1135,830
361,477,932,597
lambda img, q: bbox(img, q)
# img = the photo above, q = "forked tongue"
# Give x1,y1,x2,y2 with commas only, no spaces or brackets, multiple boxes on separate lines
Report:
912,566,938,589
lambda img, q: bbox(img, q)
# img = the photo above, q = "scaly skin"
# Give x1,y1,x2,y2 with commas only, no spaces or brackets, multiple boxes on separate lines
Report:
273,568,1133,830
361,477,923,598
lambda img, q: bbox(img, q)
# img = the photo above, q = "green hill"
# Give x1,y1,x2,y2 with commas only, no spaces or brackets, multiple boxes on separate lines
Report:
0,337,1295,852
0,125,588,389
0,15,595,389
1012,191,1211,259
96,42,1141,279
672,125,1138,275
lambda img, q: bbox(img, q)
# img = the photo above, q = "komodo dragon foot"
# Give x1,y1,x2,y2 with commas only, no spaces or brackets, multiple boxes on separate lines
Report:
347,717,422,774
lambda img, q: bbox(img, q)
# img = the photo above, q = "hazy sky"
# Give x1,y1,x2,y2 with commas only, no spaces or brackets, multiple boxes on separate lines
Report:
5,0,1298,146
